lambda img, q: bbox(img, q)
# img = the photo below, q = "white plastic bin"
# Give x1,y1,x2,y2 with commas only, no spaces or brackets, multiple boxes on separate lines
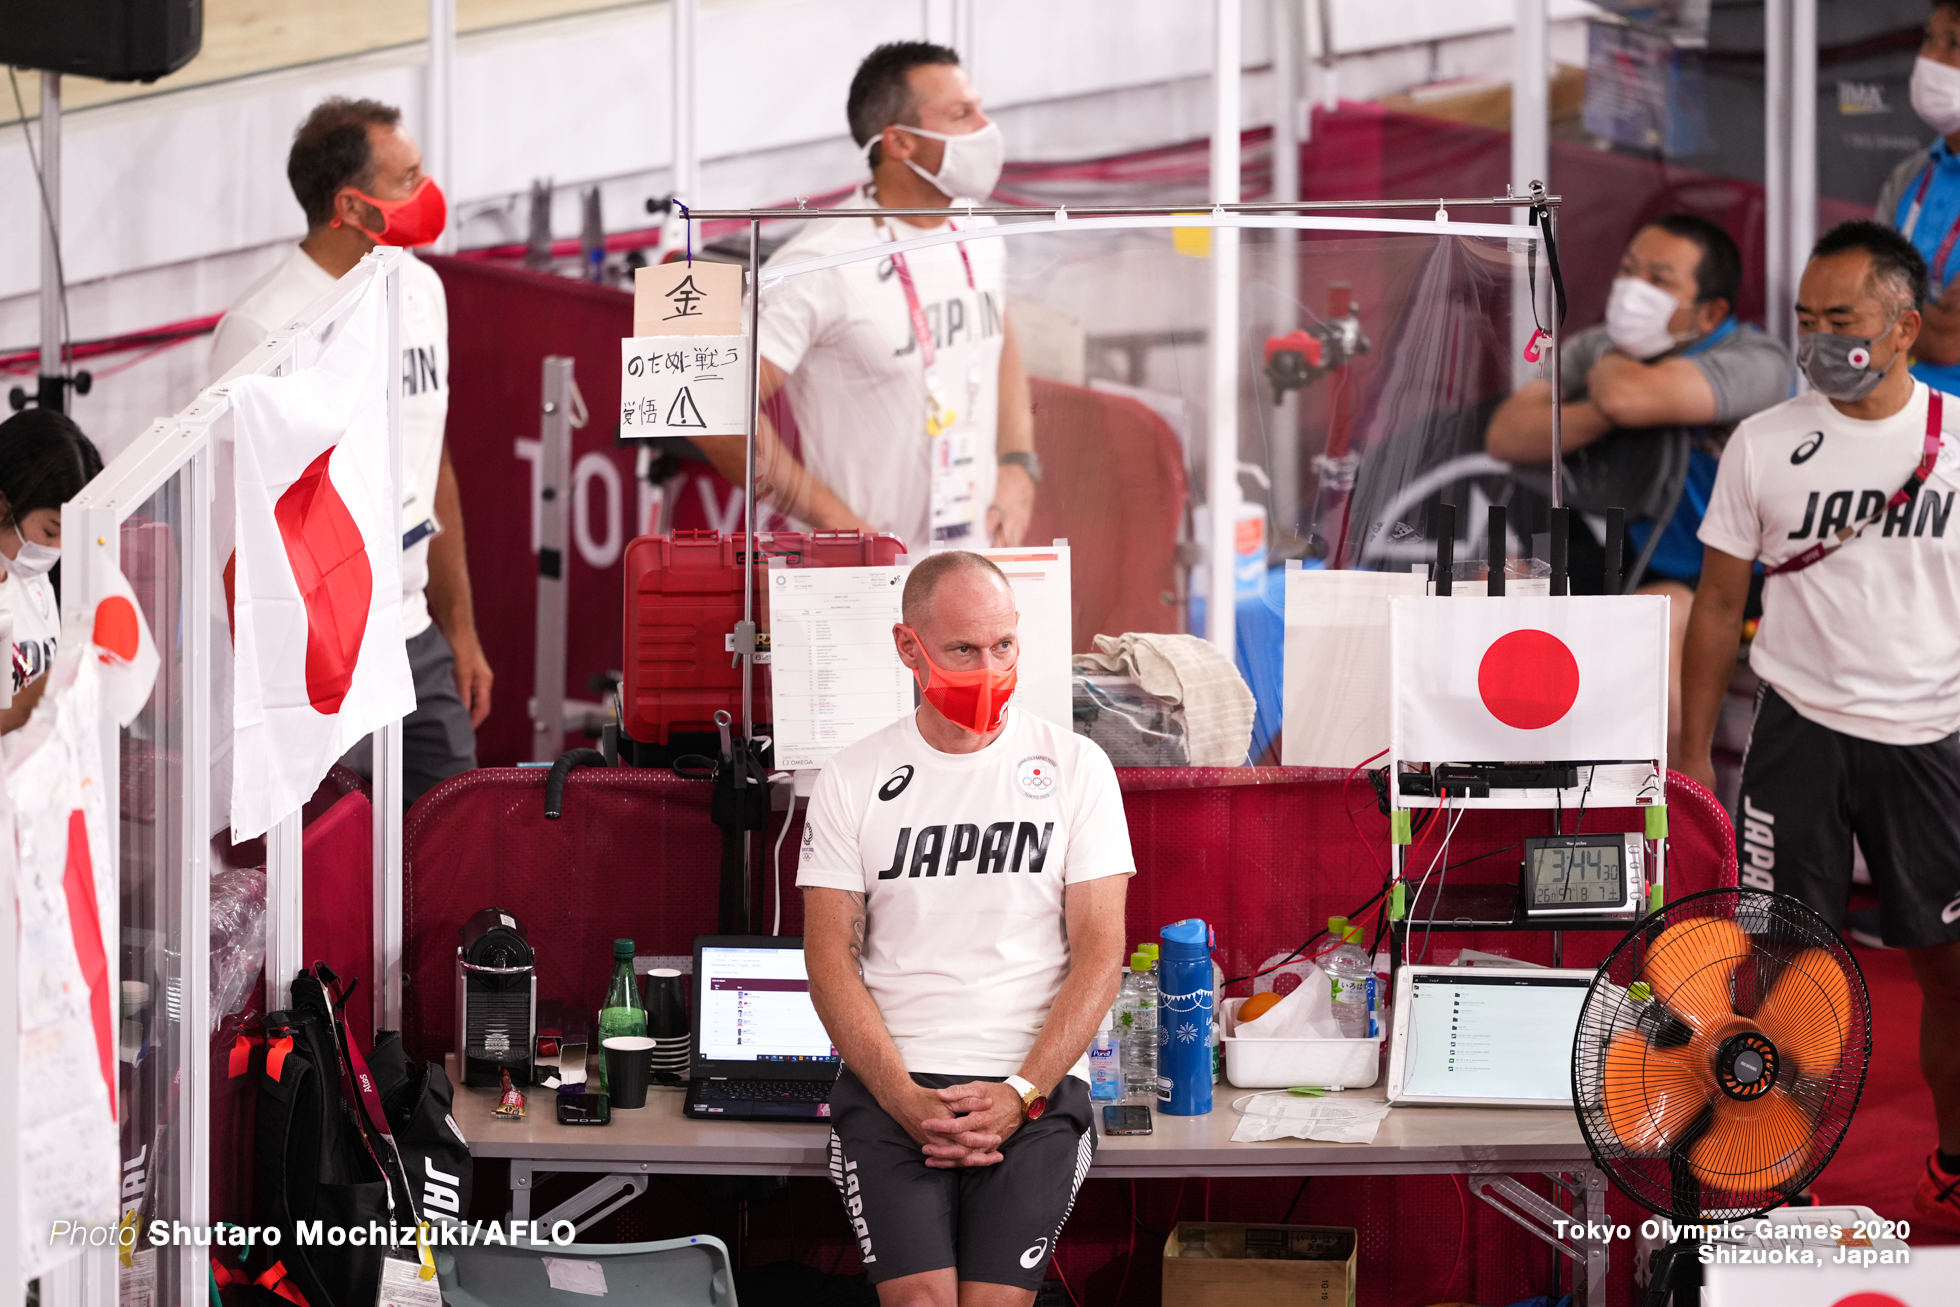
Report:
1220,996,1383,1090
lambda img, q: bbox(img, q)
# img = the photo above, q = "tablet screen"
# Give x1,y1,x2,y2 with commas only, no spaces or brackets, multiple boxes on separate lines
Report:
1400,971,1591,1102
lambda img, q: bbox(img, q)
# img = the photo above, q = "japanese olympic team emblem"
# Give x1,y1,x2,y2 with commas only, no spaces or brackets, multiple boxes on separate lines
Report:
1016,755,1059,799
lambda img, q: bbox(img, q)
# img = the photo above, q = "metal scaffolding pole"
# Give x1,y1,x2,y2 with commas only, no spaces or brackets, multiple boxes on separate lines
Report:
1209,0,1243,655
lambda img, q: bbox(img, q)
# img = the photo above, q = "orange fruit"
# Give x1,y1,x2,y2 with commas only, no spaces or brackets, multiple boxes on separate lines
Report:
1239,992,1284,1023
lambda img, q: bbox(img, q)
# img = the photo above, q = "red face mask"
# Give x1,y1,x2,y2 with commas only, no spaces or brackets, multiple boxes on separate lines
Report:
901,626,1018,734
334,176,448,248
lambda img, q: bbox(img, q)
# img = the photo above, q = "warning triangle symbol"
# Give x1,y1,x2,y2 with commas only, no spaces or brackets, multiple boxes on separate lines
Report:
666,386,707,428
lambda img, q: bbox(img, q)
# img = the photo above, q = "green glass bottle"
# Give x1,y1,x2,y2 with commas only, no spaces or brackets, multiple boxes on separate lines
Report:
597,938,646,1092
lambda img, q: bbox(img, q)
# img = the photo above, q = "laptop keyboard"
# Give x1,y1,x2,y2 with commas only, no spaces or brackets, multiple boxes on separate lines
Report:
697,1078,834,1104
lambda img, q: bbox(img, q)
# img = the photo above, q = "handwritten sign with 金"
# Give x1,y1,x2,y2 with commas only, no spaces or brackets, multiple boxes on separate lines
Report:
622,260,750,437
633,260,743,336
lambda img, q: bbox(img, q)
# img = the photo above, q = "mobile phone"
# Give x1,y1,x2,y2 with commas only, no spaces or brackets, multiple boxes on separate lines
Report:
557,1091,612,1126
1102,1104,1153,1136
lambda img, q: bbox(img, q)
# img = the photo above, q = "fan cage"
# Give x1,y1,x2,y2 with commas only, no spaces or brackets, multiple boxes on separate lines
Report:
1572,888,1872,1221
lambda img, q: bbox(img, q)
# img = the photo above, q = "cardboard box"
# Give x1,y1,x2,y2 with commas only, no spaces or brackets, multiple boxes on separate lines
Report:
1162,1223,1356,1307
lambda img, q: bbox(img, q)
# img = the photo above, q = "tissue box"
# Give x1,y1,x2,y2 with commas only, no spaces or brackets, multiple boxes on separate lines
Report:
1220,997,1382,1090
1163,1223,1356,1306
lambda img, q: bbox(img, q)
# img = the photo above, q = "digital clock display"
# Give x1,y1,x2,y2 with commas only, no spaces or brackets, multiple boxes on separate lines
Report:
1529,843,1625,907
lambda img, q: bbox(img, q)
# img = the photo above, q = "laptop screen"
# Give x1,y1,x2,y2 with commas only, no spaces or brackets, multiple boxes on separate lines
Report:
1400,970,1591,1103
697,944,839,1065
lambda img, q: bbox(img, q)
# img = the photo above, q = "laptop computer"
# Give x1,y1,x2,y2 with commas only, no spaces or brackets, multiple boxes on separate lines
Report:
1385,964,1595,1107
682,935,841,1122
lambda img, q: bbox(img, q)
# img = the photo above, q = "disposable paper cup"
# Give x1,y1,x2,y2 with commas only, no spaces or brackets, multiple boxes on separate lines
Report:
603,1037,655,1108
642,970,690,1039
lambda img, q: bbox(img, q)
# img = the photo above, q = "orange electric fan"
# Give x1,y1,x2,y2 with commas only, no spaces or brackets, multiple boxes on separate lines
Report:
1571,889,1871,1307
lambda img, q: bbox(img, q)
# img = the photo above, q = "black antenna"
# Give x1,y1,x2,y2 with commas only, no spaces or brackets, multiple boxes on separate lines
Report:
1604,507,1626,596
1433,502,1456,597
1549,506,1569,596
1487,504,1506,597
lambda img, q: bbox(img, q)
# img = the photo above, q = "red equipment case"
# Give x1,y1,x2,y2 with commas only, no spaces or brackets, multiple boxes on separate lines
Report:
620,529,908,750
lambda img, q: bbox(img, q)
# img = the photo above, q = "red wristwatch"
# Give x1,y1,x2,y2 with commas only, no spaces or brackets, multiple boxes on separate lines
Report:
1005,1075,1047,1121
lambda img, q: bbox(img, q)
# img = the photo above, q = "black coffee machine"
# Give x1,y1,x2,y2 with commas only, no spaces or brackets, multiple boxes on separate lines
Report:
455,907,537,1087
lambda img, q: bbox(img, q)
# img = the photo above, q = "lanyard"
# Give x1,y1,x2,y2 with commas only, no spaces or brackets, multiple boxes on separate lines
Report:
1767,388,1945,576
879,211,979,437
884,220,978,373
1903,164,1960,287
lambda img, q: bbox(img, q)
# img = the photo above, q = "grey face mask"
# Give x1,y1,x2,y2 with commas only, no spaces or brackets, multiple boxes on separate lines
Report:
1796,331,1889,402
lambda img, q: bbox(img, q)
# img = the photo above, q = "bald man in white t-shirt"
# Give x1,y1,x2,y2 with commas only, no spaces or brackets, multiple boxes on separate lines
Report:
799,552,1131,1306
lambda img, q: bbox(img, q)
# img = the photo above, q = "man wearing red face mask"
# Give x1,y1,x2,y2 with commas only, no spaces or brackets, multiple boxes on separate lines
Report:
210,97,489,805
798,551,1131,1306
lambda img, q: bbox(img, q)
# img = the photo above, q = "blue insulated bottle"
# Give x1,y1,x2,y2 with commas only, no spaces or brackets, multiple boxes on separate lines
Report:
1157,918,1214,1115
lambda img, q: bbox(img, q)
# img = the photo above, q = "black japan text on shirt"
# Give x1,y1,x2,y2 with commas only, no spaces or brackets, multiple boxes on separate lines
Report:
1783,488,1954,540
874,822,1055,879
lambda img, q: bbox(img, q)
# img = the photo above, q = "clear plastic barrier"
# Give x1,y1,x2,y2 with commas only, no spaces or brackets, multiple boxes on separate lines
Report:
753,213,1550,765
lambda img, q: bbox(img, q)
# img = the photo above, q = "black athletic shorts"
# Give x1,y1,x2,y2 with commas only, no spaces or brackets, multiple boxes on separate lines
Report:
826,1067,1095,1288
1736,685,1960,949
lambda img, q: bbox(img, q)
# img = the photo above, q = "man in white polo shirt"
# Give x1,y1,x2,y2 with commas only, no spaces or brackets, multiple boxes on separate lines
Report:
1681,220,1960,1229
211,96,490,803
692,41,1037,553
799,551,1131,1304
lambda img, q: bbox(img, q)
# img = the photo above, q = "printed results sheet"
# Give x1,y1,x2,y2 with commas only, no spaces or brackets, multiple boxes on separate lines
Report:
769,564,911,769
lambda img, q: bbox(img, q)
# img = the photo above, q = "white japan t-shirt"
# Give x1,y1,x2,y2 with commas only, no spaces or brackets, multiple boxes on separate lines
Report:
760,189,1007,552
1698,381,1960,744
796,707,1135,1079
209,246,450,638
0,570,58,697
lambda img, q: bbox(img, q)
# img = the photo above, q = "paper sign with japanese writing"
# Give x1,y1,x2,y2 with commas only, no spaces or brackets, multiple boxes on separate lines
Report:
618,336,750,438
634,260,743,336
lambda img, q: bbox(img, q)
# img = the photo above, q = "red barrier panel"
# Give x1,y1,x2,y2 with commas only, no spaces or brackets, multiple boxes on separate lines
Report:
404,765,1733,1304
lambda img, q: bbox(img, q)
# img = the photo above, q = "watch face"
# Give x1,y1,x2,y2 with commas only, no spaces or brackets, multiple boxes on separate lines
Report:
1026,1096,1047,1120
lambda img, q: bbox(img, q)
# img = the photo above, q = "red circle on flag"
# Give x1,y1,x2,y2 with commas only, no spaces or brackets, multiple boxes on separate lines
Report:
1477,630,1580,730
1829,1295,1908,1307
93,595,141,661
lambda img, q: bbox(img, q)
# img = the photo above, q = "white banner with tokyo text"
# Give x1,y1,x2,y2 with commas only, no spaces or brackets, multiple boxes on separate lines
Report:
619,335,750,438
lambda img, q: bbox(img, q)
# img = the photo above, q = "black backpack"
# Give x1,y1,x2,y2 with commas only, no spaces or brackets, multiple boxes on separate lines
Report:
250,968,390,1307
367,1029,473,1221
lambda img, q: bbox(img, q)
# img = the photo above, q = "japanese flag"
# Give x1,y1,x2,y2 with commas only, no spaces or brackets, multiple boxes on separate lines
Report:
88,546,160,727
1388,595,1668,763
6,650,120,1277
225,274,414,840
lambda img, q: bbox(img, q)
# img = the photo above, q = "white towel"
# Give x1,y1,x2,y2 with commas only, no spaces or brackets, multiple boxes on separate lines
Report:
1073,632,1256,766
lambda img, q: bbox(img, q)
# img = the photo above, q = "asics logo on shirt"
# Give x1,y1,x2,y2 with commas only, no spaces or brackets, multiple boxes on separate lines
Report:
875,822,1054,879
1790,431,1824,464
878,765,914,801
1019,1238,1050,1269
1784,489,1954,540
1943,894,1960,926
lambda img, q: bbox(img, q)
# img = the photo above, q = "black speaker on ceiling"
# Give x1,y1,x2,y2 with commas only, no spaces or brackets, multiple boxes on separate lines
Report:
0,0,202,84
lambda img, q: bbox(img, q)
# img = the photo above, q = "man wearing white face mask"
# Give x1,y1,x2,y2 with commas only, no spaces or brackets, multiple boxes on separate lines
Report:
1487,215,1791,751
689,42,1036,552
1877,1,1960,389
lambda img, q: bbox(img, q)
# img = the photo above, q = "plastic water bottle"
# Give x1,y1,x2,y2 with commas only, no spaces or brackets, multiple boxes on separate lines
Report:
1118,950,1159,1100
1324,917,1376,1039
1088,1010,1121,1101
1157,919,1214,1115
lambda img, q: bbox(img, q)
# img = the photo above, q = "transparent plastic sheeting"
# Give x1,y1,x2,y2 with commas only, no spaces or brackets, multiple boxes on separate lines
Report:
745,214,1554,764
118,483,190,1307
